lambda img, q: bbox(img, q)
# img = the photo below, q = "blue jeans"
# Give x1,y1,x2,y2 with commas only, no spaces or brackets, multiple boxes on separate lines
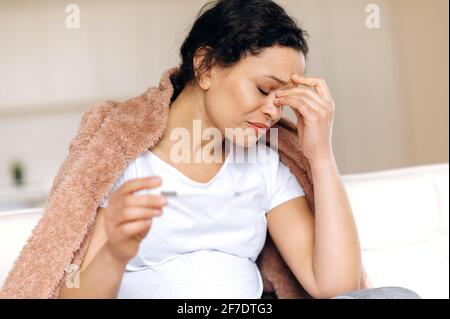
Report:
331,286,421,299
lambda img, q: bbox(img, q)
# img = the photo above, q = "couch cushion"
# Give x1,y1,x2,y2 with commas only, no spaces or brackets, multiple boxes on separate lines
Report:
342,165,444,250
361,231,449,299
0,209,43,288
429,165,449,235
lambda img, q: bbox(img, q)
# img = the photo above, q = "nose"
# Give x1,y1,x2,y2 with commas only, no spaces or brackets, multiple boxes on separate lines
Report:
261,95,282,124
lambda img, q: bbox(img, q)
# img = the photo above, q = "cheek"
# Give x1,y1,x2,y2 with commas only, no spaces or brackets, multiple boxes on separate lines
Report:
203,90,235,130
232,84,262,119
206,83,255,128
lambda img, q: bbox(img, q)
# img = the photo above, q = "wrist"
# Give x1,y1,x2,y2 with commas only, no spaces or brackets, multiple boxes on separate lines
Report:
103,242,129,269
310,155,337,169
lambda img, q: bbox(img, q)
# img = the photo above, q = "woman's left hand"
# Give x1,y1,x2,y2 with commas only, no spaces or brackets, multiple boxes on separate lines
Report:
274,74,336,162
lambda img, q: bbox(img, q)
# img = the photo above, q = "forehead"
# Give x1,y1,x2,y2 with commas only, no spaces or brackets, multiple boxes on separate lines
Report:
238,46,306,88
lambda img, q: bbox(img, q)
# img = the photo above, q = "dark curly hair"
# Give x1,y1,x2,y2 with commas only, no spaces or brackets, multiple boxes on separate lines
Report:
170,0,309,104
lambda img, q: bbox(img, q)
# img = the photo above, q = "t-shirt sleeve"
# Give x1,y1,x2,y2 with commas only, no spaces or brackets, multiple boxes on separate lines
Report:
98,169,129,208
268,157,305,212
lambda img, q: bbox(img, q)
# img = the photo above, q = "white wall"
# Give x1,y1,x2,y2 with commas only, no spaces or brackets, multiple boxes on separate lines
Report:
393,0,449,165
0,0,448,205
280,0,414,173
0,0,202,197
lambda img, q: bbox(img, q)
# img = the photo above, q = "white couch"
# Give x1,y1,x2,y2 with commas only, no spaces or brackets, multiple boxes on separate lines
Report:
0,163,448,298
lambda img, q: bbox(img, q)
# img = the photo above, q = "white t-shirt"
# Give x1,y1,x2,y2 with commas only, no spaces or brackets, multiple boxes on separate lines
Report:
99,142,305,298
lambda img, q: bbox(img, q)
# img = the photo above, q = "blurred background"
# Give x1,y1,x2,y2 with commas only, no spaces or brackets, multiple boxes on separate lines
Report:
0,0,448,211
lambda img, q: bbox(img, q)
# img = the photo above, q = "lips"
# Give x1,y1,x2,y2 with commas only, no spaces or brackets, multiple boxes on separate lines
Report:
247,121,270,136
247,121,270,129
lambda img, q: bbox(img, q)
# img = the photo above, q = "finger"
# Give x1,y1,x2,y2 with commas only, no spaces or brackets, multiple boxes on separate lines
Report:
275,86,328,107
116,176,162,196
277,96,313,119
117,207,163,225
291,75,332,102
124,194,167,208
119,219,152,240
275,95,324,116
296,94,329,115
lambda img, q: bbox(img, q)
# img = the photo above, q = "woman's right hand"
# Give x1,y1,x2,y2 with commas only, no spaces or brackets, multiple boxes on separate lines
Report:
102,176,167,263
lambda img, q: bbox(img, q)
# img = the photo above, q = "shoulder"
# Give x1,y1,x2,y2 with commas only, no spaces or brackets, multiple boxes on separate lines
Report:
118,150,150,181
254,142,304,197
73,88,169,153
247,143,282,195
75,81,169,139
247,142,280,165
69,100,117,154
253,142,281,172
231,142,282,177
98,154,142,207
230,142,280,173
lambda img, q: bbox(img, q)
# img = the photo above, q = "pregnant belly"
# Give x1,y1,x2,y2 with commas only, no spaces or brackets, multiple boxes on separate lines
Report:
117,250,263,299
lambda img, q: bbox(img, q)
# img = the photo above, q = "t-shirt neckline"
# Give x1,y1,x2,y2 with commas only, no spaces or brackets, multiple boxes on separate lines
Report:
147,146,232,187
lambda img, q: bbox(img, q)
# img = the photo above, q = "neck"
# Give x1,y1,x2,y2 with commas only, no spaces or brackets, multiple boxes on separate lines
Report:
153,83,225,162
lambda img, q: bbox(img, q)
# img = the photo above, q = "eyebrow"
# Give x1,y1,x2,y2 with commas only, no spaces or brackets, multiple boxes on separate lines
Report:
263,74,288,85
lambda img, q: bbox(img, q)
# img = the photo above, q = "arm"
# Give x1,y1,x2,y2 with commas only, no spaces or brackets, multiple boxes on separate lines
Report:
58,177,166,298
58,243,127,298
266,156,362,299
58,208,127,299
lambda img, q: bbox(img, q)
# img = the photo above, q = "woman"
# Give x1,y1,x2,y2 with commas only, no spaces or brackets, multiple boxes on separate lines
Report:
58,0,420,299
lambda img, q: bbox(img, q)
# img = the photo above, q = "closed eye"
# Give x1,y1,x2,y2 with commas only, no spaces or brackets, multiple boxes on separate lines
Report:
257,87,269,96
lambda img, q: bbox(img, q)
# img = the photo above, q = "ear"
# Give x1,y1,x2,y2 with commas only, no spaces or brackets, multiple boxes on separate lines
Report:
193,46,213,89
